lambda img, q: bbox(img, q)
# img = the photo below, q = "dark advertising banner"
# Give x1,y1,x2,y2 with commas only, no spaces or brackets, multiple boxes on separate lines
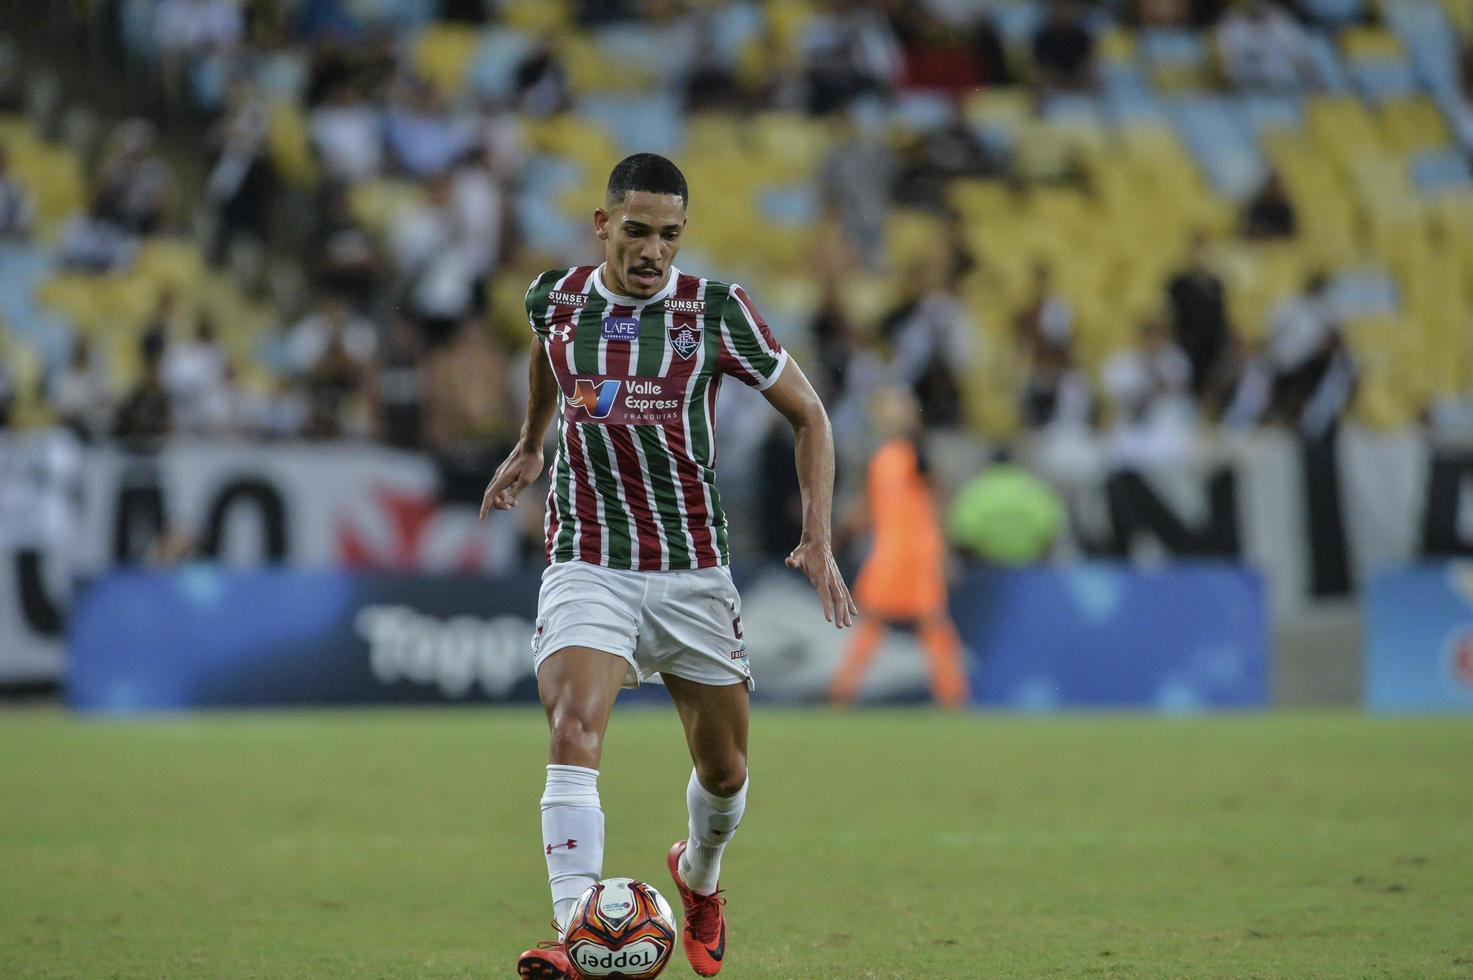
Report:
1365,564,1473,713
69,562,1268,713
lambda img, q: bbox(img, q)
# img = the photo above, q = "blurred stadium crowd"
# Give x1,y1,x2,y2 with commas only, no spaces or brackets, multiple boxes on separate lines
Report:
0,0,1471,473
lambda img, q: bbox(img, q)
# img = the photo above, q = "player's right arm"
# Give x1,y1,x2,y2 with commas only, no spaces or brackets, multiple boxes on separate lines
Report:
479,278,563,518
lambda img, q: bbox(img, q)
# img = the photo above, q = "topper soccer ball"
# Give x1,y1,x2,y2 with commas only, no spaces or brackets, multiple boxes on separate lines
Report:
564,877,676,979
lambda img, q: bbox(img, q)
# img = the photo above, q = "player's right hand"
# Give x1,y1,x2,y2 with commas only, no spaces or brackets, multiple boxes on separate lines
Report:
479,446,544,519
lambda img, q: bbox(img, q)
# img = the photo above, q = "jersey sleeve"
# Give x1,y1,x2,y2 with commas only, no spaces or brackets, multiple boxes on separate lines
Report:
716,284,789,389
523,270,558,344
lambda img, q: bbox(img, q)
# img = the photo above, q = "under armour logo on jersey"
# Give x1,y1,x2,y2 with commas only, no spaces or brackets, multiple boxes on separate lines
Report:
567,378,622,419
545,838,578,854
547,322,573,342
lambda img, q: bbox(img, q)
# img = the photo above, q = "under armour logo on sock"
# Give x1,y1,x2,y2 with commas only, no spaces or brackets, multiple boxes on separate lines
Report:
545,839,578,854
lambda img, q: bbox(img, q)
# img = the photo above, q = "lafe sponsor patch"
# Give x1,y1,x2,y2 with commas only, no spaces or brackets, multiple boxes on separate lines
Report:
563,374,685,425
601,315,640,341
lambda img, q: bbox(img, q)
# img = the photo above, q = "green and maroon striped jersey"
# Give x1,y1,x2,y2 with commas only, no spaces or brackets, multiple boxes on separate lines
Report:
525,263,788,570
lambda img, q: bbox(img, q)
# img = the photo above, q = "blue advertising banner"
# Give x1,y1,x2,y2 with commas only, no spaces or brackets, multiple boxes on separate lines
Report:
1364,564,1473,713
69,567,548,711
69,562,1269,712
950,563,1268,711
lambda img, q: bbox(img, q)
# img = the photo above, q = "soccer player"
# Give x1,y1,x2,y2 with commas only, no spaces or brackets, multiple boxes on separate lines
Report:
481,153,856,979
830,386,968,709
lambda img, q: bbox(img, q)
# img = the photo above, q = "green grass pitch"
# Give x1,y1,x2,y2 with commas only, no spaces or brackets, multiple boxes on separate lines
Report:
2,707,1470,978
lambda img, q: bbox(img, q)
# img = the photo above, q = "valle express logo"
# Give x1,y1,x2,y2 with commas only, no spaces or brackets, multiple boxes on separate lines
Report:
565,376,683,422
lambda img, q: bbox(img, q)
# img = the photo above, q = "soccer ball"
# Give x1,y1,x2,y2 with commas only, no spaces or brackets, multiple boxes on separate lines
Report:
564,877,676,979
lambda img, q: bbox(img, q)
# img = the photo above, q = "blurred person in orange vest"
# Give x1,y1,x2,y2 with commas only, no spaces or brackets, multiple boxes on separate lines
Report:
831,386,967,709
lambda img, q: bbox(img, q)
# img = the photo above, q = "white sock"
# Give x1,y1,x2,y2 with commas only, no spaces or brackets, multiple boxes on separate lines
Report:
541,764,603,936
678,768,747,896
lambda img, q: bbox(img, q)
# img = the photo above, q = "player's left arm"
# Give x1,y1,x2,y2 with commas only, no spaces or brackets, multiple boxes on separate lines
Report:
761,361,858,629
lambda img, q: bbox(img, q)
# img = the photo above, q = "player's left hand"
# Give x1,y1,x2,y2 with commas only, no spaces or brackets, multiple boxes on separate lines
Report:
786,536,858,629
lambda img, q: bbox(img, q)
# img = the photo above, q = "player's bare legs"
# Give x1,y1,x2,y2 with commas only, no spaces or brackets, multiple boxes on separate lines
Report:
518,646,629,979
663,674,748,976
538,646,629,769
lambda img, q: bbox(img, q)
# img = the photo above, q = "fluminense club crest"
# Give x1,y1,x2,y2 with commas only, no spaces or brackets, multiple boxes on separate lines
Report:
668,323,702,360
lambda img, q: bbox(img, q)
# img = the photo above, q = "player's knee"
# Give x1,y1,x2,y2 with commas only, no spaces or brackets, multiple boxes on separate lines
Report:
547,711,603,765
697,755,747,797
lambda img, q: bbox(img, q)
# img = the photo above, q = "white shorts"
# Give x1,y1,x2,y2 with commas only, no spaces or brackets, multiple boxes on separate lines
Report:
532,560,752,690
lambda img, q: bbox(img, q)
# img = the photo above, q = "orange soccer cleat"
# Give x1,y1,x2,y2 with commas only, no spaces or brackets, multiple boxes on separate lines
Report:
516,933,580,980
666,840,728,977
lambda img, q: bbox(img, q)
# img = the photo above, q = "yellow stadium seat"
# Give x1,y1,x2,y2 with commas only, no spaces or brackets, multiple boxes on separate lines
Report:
948,179,1015,223
267,99,317,189
1442,0,1472,37
500,0,570,33
963,89,1033,130
1340,27,1404,60
1097,28,1135,64
134,239,206,294
347,179,424,235
7,139,85,235
412,24,479,99
1306,97,1383,161
1378,97,1450,154
750,113,830,178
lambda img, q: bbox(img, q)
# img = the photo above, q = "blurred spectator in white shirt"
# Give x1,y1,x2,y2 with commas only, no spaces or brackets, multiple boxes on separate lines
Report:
1014,261,1075,358
50,340,113,442
309,85,384,184
513,42,573,117
94,119,173,236
1216,0,1314,92
880,258,976,428
155,0,244,113
385,77,472,179
162,317,230,432
205,80,273,264
819,101,897,271
1266,272,1355,437
801,0,904,114
390,172,492,341
0,146,35,241
286,296,378,377
1102,318,1197,466
57,197,137,273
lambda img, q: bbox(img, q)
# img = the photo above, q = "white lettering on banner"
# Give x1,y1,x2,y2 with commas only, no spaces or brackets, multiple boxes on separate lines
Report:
354,606,535,698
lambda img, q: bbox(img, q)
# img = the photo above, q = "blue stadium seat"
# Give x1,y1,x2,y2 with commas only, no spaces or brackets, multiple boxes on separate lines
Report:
1139,29,1209,73
1411,148,1473,193
1102,66,1167,126
990,3,1045,48
1351,57,1419,104
1235,93,1304,138
1330,266,1399,318
579,94,686,155
757,185,820,228
1300,0,1365,28
893,92,956,134
470,28,537,102
1304,34,1351,94
1384,2,1459,99
1170,95,1265,200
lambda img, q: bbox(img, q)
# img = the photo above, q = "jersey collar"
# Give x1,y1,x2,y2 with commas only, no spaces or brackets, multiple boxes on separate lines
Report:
592,262,680,307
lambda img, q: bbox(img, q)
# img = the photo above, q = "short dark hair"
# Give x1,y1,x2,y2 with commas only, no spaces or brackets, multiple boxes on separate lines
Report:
606,153,688,207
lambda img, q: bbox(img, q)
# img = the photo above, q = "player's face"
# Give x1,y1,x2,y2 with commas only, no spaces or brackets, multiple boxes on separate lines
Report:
594,191,686,298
